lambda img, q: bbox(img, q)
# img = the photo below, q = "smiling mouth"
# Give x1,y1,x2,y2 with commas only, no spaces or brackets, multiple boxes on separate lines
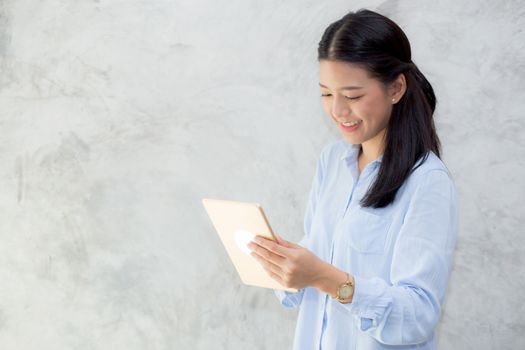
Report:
338,119,362,132
339,120,362,126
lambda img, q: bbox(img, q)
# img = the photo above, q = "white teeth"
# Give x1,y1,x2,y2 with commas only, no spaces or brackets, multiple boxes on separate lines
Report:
342,120,361,126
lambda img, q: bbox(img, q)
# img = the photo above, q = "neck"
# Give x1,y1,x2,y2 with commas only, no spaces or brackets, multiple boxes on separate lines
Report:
360,131,386,162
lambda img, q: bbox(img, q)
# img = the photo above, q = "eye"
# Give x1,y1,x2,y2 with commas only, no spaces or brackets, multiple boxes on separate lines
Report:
320,93,362,101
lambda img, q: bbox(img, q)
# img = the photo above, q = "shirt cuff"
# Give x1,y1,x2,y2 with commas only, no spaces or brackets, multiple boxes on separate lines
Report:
346,275,393,331
273,288,305,309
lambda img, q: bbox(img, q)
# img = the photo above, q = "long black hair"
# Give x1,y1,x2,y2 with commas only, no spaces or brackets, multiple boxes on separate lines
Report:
318,8,441,209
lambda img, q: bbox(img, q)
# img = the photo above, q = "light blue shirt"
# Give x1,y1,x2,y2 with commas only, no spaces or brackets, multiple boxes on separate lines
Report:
274,138,459,350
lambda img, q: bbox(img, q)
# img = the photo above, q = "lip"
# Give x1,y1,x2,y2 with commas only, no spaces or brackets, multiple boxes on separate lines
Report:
339,120,362,132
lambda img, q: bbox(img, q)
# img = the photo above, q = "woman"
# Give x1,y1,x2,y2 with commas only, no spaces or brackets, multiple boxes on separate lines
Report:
247,8,459,350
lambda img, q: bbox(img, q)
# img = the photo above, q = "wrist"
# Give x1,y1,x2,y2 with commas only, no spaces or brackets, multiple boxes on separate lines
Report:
313,262,354,300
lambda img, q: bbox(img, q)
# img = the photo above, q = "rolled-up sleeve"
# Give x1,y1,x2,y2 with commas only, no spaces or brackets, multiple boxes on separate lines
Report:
340,169,459,345
273,144,327,309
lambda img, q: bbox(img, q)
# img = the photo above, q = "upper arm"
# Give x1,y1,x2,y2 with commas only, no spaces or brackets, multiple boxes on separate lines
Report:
391,169,459,302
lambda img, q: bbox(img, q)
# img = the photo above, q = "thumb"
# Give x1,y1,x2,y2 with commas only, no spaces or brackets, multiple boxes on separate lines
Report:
274,233,299,248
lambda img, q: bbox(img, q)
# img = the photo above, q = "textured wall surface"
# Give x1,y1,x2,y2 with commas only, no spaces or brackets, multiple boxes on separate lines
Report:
0,0,524,349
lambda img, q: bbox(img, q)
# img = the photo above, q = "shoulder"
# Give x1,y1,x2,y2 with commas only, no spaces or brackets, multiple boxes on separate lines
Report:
411,151,452,177
406,151,458,197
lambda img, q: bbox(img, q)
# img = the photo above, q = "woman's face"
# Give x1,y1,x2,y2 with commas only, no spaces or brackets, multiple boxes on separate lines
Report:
319,60,405,153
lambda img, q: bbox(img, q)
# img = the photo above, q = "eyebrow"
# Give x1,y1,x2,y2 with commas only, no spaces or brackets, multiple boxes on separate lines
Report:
319,83,363,90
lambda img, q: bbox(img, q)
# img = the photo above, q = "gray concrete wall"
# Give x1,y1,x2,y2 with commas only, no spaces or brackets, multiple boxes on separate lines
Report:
0,0,523,349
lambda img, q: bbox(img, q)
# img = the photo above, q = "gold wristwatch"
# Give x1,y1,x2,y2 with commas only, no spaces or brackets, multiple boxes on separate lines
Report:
332,272,354,303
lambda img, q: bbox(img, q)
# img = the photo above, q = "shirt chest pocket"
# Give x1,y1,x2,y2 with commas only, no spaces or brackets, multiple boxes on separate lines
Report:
344,208,393,254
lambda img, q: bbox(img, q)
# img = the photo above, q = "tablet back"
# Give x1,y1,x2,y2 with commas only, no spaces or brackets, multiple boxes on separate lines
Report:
202,198,298,292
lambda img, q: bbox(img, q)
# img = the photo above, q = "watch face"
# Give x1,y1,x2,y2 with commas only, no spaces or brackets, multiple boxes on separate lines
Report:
340,285,353,299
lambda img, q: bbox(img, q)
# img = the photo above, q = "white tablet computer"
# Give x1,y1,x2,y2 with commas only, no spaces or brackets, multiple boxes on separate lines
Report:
202,198,298,293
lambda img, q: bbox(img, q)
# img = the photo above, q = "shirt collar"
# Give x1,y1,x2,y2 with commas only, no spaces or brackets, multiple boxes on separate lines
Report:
339,141,384,166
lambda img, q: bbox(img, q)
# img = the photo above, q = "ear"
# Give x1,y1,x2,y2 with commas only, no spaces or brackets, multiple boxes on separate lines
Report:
389,73,407,101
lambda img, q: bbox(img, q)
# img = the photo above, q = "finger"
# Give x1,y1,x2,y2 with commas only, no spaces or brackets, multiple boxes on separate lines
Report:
267,269,285,286
274,233,297,248
250,252,283,284
274,233,285,245
250,250,279,271
252,235,293,258
274,233,288,246
249,241,286,266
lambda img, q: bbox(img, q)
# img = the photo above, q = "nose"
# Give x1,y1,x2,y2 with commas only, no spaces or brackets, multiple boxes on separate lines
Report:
331,95,351,121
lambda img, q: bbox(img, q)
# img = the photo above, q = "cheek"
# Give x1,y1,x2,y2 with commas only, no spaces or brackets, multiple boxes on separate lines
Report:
360,99,390,123
354,101,374,121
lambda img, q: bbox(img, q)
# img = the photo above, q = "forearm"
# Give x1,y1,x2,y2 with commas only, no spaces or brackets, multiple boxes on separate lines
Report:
312,261,355,302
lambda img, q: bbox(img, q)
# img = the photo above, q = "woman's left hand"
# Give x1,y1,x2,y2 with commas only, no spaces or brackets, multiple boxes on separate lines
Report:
247,233,326,290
